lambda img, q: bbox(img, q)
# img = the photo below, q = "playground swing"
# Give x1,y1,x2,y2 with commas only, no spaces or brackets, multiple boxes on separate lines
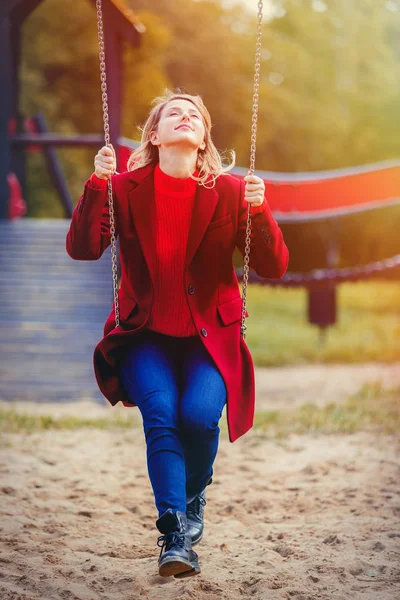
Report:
94,0,264,341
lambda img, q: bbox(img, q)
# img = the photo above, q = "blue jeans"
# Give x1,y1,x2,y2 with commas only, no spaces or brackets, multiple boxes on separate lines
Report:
119,328,227,517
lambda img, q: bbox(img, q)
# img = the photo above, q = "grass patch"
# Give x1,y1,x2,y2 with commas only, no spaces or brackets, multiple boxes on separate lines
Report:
243,281,400,366
1,384,398,440
0,410,141,434
252,382,400,439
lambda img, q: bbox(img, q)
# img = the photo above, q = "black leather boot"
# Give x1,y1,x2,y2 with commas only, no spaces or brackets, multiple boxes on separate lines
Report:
186,477,212,546
156,508,201,578
186,489,206,546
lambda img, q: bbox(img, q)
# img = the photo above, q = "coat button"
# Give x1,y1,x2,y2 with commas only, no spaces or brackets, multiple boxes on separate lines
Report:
188,285,195,295
200,328,208,337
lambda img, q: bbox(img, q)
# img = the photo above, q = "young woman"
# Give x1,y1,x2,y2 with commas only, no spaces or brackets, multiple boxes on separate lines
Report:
66,90,289,579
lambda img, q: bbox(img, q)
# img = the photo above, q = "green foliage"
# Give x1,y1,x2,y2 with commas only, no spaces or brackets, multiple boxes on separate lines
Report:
242,280,400,366
122,10,172,137
258,0,400,169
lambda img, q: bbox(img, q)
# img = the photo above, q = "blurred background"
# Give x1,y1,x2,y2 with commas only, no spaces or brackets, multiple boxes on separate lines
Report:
1,0,399,402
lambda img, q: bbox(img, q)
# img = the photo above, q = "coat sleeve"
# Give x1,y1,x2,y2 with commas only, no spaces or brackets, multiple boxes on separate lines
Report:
66,174,119,261
235,177,289,279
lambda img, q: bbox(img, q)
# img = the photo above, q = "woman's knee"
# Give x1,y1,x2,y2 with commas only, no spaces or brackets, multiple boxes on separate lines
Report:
179,369,227,437
179,399,225,437
139,391,180,431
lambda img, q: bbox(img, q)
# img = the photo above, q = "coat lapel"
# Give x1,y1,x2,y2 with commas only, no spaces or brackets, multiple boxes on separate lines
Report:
185,182,219,269
126,164,220,283
127,167,158,285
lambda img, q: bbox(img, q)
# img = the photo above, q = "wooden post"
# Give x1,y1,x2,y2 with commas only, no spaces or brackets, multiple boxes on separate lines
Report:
0,16,12,219
10,13,27,208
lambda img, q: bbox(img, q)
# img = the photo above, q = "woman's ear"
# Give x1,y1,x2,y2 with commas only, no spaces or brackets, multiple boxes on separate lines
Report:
149,131,159,146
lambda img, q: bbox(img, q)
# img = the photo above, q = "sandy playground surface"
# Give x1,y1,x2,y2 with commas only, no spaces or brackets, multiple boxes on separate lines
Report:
0,362,399,600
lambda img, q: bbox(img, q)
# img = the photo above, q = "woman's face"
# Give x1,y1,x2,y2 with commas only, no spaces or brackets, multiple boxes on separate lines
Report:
150,99,206,152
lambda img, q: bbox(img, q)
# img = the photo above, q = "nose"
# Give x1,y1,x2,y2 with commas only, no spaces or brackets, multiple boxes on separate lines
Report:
176,113,193,130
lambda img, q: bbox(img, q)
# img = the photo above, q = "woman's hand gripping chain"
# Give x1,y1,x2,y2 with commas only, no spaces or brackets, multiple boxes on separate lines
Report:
243,173,265,208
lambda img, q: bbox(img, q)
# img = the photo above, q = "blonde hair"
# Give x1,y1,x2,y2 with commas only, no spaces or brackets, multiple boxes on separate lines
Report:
127,89,235,188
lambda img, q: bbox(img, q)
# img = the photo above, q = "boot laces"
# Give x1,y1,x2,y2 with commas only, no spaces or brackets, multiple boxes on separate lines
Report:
187,494,206,518
157,531,186,559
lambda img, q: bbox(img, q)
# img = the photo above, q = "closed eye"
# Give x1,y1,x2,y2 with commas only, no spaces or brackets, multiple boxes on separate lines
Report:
168,110,200,118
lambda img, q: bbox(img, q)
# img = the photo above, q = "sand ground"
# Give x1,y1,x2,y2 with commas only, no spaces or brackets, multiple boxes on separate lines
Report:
1,362,399,600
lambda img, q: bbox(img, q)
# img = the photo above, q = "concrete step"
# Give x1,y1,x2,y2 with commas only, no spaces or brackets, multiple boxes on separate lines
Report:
0,218,71,227
0,317,108,325
0,253,105,264
0,275,112,288
0,284,112,295
0,266,112,277
0,344,102,356
0,294,113,305
0,296,113,309
0,320,105,331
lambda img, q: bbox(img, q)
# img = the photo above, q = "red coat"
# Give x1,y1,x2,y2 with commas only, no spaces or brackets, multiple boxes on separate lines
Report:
66,163,289,442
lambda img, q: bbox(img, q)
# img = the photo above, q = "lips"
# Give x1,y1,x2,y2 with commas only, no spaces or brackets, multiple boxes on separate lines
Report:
176,124,193,130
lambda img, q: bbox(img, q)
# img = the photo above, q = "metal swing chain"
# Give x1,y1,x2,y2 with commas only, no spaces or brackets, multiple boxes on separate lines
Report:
241,0,264,340
95,0,263,334
95,0,120,327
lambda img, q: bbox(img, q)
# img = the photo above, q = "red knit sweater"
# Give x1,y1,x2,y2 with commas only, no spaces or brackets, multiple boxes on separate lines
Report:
88,164,266,337
147,163,198,336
